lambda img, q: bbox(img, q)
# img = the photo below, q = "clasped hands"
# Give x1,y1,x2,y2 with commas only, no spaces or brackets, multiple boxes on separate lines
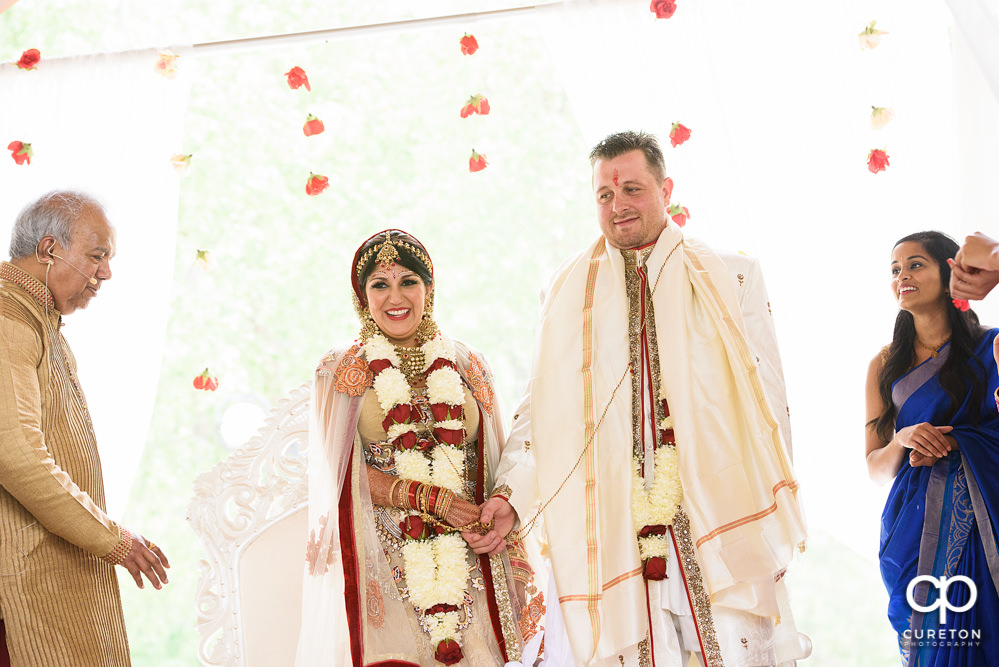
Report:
897,422,957,468
449,496,517,557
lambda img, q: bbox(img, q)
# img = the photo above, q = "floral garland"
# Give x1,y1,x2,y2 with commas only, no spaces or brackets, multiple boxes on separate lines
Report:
631,383,684,580
363,331,470,665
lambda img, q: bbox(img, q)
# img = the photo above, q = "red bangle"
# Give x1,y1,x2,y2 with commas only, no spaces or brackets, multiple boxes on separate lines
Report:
427,486,441,514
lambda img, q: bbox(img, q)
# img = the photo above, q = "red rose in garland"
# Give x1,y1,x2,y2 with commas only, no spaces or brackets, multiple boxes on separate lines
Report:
305,172,329,196
468,149,488,173
650,0,677,19
16,49,40,70
459,94,490,118
953,298,970,312
643,556,668,580
867,148,890,174
434,639,463,666
669,122,691,147
303,113,325,137
193,368,219,392
459,33,479,55
7,141,32,165
668,204,689,227
284,66,311,91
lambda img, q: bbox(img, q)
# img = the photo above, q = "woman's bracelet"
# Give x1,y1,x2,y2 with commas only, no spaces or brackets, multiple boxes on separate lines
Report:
388,478,405,508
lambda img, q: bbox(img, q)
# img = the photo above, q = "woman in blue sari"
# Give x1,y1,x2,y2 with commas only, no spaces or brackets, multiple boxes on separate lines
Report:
866,231,999,666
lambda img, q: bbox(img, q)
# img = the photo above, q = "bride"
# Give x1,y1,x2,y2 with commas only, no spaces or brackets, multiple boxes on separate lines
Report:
294,229,541,666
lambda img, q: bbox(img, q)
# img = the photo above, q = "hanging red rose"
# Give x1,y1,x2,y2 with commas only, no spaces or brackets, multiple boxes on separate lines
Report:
400,515,430,540
650,0,678,19
460,94,490,118
305,172,329,196
284,66,311,91
867,148,890,174
193,368,219,392
303,113,325,137
643,556,668,580
468,149,488,173
7,141,32,165
669,122,691,147
668,203,689,227
459,34,479,56
434,639,463,665
953,298,970,312
16,49,40,70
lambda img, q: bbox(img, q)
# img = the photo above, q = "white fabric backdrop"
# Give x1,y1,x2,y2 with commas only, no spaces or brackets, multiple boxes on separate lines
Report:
536,0,999,559
0,47,192,516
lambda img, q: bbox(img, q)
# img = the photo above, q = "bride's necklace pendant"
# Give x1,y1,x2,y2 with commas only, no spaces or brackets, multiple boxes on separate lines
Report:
394,345,426,384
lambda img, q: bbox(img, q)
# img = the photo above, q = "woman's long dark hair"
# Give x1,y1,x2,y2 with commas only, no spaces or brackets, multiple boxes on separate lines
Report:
870,231,989,443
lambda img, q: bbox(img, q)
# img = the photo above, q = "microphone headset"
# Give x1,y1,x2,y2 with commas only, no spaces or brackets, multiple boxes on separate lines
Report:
44,246,99,286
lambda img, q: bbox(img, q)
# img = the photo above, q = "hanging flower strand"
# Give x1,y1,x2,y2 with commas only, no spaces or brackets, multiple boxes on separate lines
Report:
668,204,689,227
7,141,33,165
154,50,180,79
285,66,311,91
867,148,890,174
669,122,691,147
16,49,40,70
468,149,488,173
305,172,330,196
859,21,887,50
459,34,479,55
650,0,678,19
303,114,325,137
460,94,490,118
870,106,894,130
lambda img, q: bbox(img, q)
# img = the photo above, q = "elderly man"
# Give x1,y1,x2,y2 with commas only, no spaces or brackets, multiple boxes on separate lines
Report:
469,132,808,666
0,191,168,666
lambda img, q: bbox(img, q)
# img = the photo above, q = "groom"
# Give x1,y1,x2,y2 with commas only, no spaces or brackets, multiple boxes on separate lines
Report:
468,131,808,666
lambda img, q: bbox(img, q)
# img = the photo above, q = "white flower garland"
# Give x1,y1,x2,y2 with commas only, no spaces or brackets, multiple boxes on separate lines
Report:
361,331,472,660
632,422,683,568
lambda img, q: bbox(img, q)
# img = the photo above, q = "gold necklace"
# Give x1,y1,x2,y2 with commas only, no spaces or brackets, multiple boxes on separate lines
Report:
394,345,426,384
916,336,950,358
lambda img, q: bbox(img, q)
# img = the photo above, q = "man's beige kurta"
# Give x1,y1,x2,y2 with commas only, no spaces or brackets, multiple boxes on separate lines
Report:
0,262,130,666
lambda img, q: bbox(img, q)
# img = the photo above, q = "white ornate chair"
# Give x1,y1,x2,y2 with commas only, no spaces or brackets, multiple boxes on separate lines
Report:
188,383,312,667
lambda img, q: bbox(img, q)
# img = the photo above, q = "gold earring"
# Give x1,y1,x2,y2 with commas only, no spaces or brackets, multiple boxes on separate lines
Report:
353,293,380,343
414,292,438,345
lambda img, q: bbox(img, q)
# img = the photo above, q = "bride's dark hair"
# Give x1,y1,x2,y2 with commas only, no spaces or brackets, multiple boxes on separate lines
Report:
869,231,988,443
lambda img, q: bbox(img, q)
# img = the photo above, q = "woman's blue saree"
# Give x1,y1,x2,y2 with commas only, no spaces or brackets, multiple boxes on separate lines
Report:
881,329,999,666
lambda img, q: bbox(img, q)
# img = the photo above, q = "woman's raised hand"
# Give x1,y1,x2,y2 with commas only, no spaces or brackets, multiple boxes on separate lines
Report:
896,422,953,459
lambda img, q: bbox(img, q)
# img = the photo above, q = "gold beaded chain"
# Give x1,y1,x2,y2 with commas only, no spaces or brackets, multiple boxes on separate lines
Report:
916,337,950,358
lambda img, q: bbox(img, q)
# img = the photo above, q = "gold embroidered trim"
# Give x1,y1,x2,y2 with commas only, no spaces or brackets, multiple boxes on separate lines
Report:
672,509,722,666
490,553,521,662
0,261,55,310
466,352,495,416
